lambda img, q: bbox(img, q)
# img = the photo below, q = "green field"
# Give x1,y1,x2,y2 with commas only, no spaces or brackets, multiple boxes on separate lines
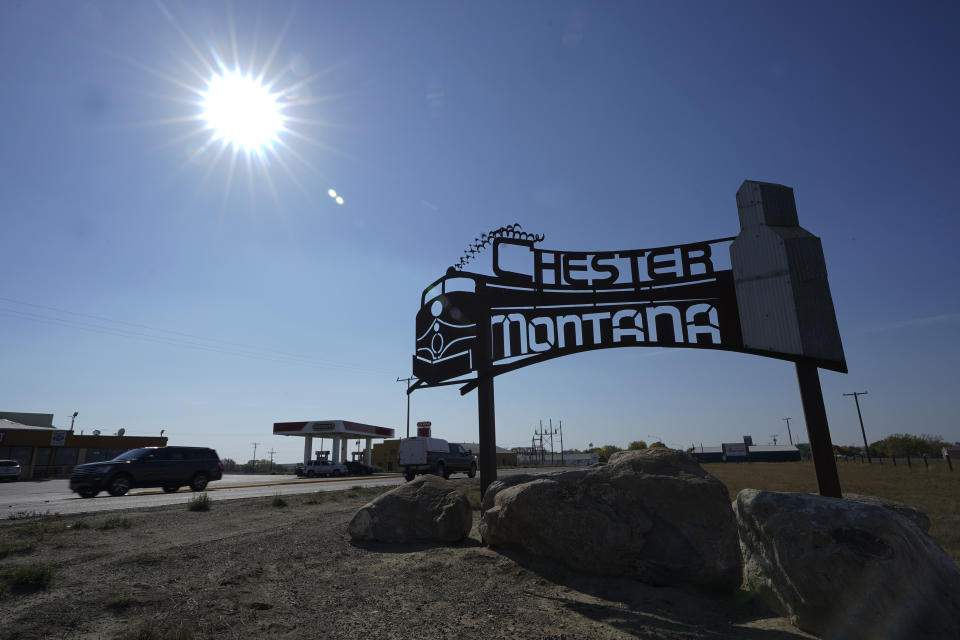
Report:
704,459,960,564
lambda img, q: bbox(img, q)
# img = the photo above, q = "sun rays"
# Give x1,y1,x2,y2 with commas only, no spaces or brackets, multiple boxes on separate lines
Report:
117,2,346,213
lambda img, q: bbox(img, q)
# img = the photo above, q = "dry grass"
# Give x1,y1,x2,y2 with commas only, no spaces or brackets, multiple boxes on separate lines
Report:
0,564,53,596
704,459,960,563
302,485,391,505
186,493,211,511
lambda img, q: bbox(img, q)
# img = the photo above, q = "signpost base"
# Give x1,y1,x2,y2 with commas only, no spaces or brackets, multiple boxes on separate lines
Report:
477,375,497,496
795,362,842,498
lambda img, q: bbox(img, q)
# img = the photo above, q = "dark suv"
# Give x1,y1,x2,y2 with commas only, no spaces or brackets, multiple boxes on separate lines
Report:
69,446,223,498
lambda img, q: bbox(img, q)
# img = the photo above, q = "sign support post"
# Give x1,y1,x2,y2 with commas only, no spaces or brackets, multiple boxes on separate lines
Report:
477,375,497,496
796,362,841,498
476,303,498,496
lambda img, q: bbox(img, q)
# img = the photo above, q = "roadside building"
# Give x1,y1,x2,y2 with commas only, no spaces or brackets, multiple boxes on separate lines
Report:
689,446,724,463
371,439,402,472
746,444,801,462
0,412,167,479
689,444,800,463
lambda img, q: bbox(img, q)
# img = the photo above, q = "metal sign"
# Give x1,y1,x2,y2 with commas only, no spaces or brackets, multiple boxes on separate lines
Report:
410,181,848,498
414,236,753,388
416,421,432,427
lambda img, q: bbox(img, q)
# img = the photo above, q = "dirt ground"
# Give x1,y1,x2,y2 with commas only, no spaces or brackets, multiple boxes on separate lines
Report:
0,484,813,640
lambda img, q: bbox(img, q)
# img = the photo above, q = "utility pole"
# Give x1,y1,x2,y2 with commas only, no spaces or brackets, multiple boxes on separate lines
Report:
771,434,778,445
559,420,564,465
535,421,548,464
783,417,793,445
397,376,415,438
843,391,871,463
549,419,555,464
251,442,260,472
267,448,276,474
70,411,78,433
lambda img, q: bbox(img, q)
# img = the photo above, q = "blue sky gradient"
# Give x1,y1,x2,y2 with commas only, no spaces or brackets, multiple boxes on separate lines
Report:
1,1,958,463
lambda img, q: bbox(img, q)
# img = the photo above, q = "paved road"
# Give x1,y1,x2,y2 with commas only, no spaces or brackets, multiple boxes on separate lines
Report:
0,468,568,519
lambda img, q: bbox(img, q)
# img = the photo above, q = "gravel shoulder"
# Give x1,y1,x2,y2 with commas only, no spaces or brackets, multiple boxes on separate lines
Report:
0,484,812,640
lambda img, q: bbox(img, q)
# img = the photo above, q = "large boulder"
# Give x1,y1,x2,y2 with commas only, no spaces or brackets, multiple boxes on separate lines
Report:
843,492,931,533
348,475,472,543
735,489,960,639
479,448,741,591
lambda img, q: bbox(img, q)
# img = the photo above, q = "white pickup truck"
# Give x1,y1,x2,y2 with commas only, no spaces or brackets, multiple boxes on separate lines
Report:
398,437,477,481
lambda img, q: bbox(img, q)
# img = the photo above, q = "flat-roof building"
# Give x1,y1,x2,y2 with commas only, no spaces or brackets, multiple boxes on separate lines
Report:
0,412,167,479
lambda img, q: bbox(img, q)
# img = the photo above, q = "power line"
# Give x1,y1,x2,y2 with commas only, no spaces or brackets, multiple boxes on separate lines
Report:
0,297,394,375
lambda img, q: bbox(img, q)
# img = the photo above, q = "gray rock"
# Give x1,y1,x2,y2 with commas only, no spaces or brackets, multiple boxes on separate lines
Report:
735,489,960,639
479,448,741,592
843,492,931,533
348,475,472,543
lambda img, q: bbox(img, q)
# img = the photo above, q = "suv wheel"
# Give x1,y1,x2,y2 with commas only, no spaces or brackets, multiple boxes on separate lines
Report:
78,488,99,499
404,472,415,482
162,486,180,493
435,462,447,478
107,475,131,497
332,469,342,478
190,472,209,492
468,462,477,478
306,470,316,478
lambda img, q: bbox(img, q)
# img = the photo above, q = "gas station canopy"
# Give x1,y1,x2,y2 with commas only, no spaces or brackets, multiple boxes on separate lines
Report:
273,420,395,439
273,420,396,467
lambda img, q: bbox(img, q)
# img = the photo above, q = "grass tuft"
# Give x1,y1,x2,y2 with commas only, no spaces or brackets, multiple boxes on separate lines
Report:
187,493,211,511
1,564,53,594
0,541,36,559
98,518,133,531
303,491,331,504
271,494,287,508
104,594,148,611
129,620,195,640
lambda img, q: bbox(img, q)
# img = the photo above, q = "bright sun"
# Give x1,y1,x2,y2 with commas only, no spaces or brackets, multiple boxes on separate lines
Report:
201,71,284,153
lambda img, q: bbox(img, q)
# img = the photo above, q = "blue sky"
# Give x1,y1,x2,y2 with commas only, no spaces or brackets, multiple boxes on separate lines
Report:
1,1,957,463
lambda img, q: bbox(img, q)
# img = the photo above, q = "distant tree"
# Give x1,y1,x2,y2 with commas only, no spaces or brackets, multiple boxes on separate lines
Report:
649,441,667,449
597,444,623,461
241,459,273,473
627,440,648,450
795,443,811,460
221,458,237,472
871,433,946,458
685,446,695,453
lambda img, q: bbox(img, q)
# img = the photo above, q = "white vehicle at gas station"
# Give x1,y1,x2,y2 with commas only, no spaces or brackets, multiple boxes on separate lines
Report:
298,459,348,478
